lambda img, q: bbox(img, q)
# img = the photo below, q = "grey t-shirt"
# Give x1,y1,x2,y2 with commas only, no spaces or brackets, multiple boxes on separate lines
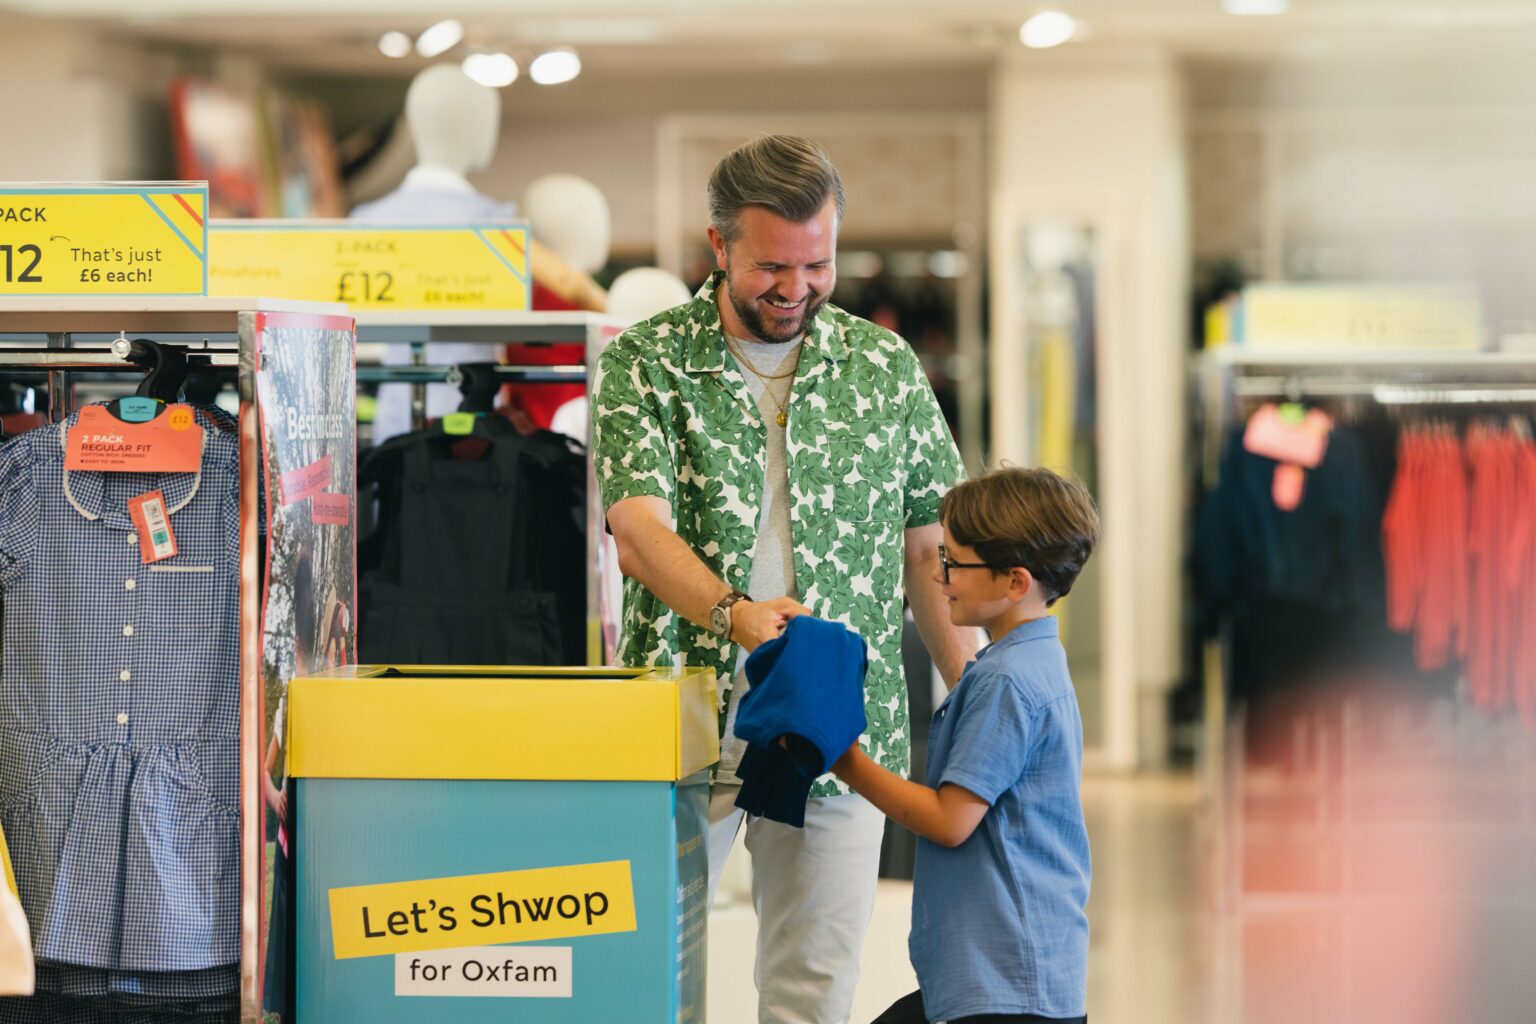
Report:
718,334,801,780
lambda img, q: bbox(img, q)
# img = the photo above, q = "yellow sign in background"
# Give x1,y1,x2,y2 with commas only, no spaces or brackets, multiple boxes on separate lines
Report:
1244,284,1483,351
328,860,636,959
0,183,208,296
209,222,531,311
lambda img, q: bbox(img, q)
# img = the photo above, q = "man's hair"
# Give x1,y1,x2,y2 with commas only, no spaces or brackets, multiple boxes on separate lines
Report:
939,467,1100,607
707,134,846,246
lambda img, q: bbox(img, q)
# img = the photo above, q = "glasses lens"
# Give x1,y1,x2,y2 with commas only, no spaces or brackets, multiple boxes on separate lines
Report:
938,543,951,584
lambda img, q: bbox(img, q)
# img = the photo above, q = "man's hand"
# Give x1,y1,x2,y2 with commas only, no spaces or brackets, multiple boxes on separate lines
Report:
731,596,811,651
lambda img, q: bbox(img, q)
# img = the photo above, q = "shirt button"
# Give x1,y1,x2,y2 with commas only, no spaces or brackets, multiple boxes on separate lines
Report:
116,712,129,725
122,625,134,637
119,669,131,682
124,579,136,591
126,533,137,545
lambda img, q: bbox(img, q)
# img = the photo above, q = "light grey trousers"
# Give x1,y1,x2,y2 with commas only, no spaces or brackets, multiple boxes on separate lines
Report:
707,783,888,1024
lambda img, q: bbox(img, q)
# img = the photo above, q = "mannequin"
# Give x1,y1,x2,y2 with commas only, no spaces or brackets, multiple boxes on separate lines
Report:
350,65,513,224
607,267,691,324
526,175,608,272
352,65,514,443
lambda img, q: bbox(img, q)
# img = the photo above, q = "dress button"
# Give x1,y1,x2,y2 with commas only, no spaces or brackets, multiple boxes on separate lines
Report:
122,625,134,637
124,579,136,591
119,669,131,682
116,712,129,725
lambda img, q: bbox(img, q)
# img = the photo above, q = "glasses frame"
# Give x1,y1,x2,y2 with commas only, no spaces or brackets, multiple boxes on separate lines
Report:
937,542,999,585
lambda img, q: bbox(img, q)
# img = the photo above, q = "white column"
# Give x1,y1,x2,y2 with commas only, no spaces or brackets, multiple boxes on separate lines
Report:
989,44,1189,771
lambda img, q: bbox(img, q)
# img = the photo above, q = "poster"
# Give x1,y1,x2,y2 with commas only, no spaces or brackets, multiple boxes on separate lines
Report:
254,310,356,1021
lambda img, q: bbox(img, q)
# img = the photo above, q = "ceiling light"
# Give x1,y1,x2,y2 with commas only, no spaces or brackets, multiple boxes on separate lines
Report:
415,19,464,58
529,48,582,85
1019,11,1077,49
462,52,519,88
378,31,412,59
1222,0,1289,14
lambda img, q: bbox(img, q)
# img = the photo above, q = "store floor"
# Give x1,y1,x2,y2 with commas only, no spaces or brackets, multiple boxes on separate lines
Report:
707,773,1209,1024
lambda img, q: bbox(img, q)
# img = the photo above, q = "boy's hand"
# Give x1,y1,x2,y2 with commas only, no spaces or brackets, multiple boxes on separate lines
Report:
730,596,810,651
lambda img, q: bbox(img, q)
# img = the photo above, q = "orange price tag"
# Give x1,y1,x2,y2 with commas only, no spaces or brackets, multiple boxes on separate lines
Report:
126,489,179,563
65,404,202,473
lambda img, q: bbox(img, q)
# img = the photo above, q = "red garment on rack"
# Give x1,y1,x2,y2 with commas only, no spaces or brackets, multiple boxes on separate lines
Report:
1383,429,1423,635
501,281,588,430
1383,427,1470,672
1383,420,1536,727
1512,438,1536,728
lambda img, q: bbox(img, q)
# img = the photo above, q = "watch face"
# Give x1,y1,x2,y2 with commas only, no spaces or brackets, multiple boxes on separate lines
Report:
710,605,729,637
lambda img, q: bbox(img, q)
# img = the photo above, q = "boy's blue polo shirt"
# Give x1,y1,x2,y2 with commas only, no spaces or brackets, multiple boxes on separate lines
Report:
911,616,1090,1021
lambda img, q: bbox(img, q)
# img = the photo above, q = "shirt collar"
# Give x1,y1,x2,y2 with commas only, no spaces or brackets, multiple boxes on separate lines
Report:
58,411,208,529
682,270,848,374
976,615,1060,660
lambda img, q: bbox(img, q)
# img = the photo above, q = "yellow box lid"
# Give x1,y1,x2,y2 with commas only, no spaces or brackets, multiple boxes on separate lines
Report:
288,664,719,782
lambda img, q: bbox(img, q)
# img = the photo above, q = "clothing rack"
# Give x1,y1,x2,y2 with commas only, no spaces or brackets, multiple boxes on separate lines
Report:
1194,348,1536,481
1192,345,1536,1020
356,363,585,385
1233,375,1536,404
0,339,240,423
0,296,353,1020
354,311,629,667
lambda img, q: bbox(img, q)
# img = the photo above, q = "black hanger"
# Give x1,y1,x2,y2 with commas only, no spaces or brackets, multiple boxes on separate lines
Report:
108,339,189,422
455,362,501,415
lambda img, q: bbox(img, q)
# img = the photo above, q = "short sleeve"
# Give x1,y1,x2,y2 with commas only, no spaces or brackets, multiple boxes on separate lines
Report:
939,673,1036,805
899,345,963,528
592,338,675,511
0,436,38,581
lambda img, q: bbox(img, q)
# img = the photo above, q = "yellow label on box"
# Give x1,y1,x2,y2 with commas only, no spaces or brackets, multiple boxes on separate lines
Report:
328,860,636,959
209,222,531,311
0,183,208,296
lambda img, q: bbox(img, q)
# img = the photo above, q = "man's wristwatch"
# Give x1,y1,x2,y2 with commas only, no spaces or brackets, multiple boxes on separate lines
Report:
709,590,750,639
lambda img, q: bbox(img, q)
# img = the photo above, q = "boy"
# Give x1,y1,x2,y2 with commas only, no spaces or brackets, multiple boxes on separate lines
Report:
832,467,1098,1024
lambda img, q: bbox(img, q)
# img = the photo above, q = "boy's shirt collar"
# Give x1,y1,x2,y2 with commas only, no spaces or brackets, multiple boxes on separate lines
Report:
969,615,1060,666
948,616,1063,713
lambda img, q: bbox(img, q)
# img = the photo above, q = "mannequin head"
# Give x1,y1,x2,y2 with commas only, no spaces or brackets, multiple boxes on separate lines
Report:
608,267,692,324
523,174,611,273
405,65,500,176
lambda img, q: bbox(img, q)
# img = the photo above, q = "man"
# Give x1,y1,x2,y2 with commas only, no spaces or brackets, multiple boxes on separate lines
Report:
593,134,979,1023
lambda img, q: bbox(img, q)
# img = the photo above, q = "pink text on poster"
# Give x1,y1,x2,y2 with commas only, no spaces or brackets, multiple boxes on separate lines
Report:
311,492,350,525
280,454,333,506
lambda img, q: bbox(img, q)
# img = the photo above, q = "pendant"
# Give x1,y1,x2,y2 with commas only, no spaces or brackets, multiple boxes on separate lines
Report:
776,411,787,427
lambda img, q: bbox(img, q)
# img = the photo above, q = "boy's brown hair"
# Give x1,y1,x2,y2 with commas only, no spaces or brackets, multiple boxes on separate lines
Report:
939,467,1100,607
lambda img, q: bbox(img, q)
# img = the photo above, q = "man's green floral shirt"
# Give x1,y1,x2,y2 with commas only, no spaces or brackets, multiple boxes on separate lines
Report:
593,272,964,796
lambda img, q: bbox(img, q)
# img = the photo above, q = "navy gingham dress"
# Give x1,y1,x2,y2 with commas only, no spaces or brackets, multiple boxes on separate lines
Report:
0,407,240,983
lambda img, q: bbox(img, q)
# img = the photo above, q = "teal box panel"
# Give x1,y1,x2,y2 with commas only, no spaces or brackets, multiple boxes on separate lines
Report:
296,777,709,1023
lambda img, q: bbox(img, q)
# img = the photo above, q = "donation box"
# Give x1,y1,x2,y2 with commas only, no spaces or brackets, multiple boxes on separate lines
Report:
289,664,718,1023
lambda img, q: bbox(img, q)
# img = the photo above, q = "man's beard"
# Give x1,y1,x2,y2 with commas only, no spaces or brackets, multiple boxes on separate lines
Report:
726,278,824,344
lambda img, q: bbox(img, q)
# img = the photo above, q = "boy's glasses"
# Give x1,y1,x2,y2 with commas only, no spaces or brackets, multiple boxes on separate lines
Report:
937,543,996,585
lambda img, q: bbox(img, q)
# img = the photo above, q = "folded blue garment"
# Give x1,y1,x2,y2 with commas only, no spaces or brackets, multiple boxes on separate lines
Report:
733,616,868,827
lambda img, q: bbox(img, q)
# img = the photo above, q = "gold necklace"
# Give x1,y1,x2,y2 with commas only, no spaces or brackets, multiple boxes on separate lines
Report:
726,337,798,427
726,335,799,380
756,376,792,428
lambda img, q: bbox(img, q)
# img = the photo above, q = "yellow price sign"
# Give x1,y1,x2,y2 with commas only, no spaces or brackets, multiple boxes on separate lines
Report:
0,183,208,296
209,222,531,311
